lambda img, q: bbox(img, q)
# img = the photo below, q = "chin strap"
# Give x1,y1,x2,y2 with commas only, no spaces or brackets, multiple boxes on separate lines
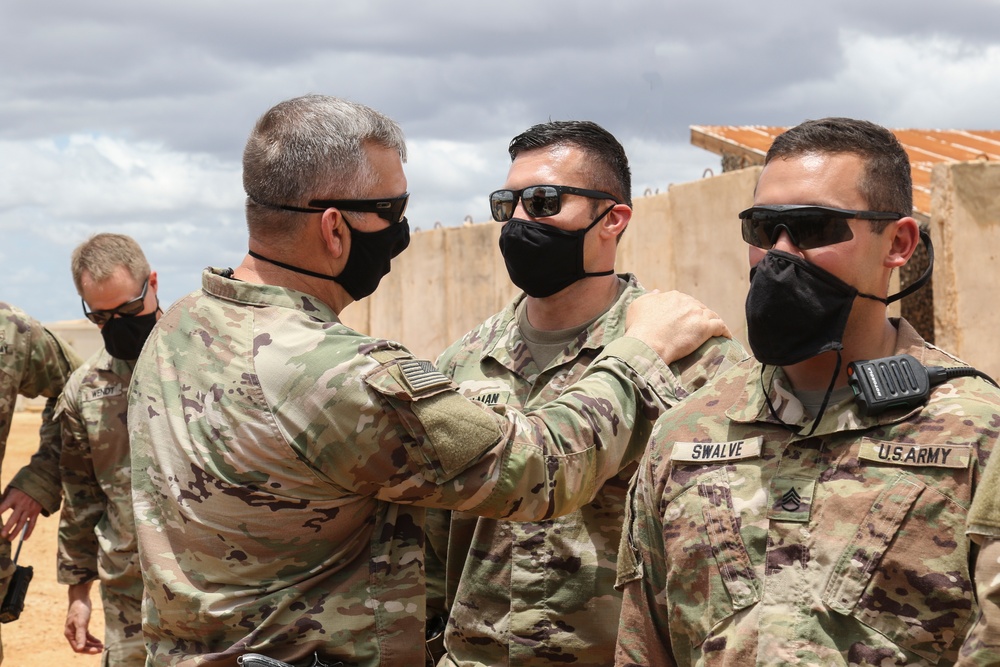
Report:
762,351,842,438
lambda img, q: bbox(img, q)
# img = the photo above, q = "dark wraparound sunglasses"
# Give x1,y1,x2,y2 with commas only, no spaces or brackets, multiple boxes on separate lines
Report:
83,277,149,325
489,185,621,222
739,205,904,250
250,193,410,224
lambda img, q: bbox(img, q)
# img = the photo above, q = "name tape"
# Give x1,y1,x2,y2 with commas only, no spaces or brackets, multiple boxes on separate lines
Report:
859,439,971,469
671,436,763,463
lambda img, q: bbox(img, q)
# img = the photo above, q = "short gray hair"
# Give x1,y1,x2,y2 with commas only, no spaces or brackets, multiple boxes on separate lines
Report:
242,95,407,239
70,233,150,295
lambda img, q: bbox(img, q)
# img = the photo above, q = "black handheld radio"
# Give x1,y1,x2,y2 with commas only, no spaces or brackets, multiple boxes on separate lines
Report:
847,353,998,417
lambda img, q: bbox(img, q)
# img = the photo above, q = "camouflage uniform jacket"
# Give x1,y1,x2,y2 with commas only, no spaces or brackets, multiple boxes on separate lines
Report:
427,275,745,667
615,319,1000,667
0,301,80,509
56,347,144,664
128,268,681,667
0,302,80,594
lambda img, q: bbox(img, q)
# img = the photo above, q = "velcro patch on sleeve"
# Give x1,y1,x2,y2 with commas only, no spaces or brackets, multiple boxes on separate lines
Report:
859,439,971,469
671,436,763,464
412,392,504,478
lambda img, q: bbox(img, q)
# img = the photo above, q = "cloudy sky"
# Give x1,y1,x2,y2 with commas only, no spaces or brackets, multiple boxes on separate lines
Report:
3,0,1000,322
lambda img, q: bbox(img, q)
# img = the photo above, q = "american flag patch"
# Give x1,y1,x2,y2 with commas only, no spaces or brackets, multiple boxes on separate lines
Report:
399,359,452,394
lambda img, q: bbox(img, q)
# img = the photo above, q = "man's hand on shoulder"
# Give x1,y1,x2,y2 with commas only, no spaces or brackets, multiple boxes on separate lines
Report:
625,290,731,365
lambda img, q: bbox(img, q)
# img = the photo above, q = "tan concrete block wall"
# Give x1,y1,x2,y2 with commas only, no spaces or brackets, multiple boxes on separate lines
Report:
930,161,1000,379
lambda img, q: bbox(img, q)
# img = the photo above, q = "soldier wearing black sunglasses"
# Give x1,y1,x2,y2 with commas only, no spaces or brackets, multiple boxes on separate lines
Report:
615,117,1000,666
425,120,744,667
57,232,160,665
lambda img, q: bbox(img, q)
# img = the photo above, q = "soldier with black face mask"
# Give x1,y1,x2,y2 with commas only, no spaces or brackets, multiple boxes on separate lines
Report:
55,232,160,665
424,120,745,667
614,117,1000,667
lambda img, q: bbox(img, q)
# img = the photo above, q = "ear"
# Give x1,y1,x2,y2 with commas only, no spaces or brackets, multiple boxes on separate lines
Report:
148,270,159,293
321,208,350,260
601,204,632,240
884,217,920,270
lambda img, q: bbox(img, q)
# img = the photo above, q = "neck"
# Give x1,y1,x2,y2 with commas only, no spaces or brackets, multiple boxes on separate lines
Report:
782,310,898,391
234,249,351,315
524,274,620,331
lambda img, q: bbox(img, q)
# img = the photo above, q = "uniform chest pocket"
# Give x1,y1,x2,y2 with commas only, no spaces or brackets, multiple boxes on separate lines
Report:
663,466,762,649
822,470,975,663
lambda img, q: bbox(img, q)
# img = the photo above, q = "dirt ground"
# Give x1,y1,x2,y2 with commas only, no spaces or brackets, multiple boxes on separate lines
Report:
2,410,104,666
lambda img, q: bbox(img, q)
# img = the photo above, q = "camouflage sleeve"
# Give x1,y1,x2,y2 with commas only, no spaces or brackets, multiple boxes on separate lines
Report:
326,336,674,520
7,326,82,513
957,538,1000,664
614,447,676,667
54,382,101,586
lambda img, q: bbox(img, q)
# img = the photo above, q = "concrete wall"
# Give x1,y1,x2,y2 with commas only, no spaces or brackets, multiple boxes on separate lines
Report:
930,161,1000,379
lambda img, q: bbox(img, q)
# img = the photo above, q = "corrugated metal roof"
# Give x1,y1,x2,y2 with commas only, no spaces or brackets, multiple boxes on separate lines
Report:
691,125,1000,218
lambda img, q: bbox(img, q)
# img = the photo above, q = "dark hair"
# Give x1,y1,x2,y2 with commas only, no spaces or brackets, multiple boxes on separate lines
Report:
765,117,912,230
508,120,632,207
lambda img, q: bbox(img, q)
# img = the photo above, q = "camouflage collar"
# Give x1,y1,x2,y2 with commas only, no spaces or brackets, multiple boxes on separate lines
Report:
482,273,642,375
201,268,339,323
94,347,137,376
726,319,931,436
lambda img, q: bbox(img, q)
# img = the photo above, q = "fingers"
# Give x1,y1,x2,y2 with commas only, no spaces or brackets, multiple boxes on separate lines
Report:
66,611,103,654
0,489,42,541
624,290,732,365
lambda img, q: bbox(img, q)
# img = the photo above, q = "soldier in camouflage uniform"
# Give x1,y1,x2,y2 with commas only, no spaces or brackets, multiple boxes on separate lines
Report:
424,121,745,667
0,301,81,662
57,233,161,666
615,117,1000,666
127,95,730,667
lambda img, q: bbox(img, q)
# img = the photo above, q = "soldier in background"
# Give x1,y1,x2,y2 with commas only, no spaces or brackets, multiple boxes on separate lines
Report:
127,94,730,667
424,120,744,667
614,117,1000,666
0,301,81,662
57,233,160,665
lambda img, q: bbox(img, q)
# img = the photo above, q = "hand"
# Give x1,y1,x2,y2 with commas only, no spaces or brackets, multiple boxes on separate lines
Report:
0,487,43,541
625,290,732,364
65,584,104,654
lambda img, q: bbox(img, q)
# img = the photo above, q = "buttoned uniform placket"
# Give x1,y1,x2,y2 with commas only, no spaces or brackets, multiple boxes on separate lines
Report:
489,315,608,664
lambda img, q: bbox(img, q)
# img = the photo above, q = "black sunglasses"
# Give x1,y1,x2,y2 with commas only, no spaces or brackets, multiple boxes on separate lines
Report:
489,185,620,222
251,193,410,224
82,277,149,325
739,205,904,250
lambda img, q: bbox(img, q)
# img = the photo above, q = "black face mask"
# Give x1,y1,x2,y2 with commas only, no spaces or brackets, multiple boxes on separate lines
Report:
498,205,616,298
249,218,410,301
745,230,933,433
746,229,934,365
745,250,882,366
102,310,158,361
